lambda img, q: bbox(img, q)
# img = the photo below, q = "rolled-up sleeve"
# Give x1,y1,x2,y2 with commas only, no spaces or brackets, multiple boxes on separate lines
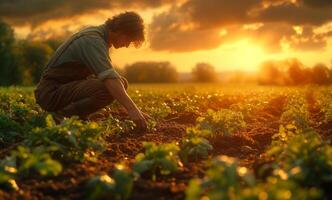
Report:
75,36,121,80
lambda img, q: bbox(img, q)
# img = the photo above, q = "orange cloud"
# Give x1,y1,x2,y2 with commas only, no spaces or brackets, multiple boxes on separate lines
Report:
148,0,332,52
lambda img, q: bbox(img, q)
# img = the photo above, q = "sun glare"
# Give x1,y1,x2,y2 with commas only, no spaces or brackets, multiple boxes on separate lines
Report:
211,40,267,71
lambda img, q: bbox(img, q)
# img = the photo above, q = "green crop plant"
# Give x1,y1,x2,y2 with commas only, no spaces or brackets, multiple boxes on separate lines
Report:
102,115,156,135
86,164,136,200
8,146,62,177
142,102,172,119
280,93,310,130
179,128,213,164
133,142,181,181
0,145,62,191
0,111,23,144
27,115,105,162
186,155,255,200
196,109,246,136
0,158,18,191
102,116,135,135
186,155,322,200
267,127,332,188
316,90,332,123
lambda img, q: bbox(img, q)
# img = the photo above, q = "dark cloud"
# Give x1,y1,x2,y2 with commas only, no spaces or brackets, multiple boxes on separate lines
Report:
148,0,332,52
300,0,332,8
149,9,225,52
0,0,174,26
0,0,109,26
255,2,332,26
180,0,261,28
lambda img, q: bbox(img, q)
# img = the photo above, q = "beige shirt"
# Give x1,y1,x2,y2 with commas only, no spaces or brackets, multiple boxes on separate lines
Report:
45,24,120,80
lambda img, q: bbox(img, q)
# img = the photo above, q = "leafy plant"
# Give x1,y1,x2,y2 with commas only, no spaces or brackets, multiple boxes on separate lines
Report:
86,164,136,200
269,124,300,146
196,109,246,136
186,155,255,200
133,142,181,181
0,157,18,191
27,115,105,162
9,145,62,177
0,145,62,191
86,174,114,200
280,93,310,129
186,155,322,200
316,90,332,123
0,111,23,144
142,102,172,119
102,116,156,135
179,129,213,164
267,126,332,187
102,116,133,135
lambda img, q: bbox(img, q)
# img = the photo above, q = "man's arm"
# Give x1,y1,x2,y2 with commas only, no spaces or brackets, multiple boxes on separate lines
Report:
103,78,147,130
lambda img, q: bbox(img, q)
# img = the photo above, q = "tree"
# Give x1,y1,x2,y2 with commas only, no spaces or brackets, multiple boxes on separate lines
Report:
192,63,218,82
124,61,178,83
17,41,53,85
258,61,284,85
287,58,309,85
0,21,22,86
311,63,331,85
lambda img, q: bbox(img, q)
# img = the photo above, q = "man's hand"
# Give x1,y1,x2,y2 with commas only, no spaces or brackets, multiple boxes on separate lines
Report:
104,78,150,132
128,109,147,131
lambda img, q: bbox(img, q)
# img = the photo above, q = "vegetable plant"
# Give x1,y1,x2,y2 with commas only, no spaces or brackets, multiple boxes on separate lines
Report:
179,128,213,164
186,155,322,200
196,109,246,136
133,142,181,181
27,115,105,162
267,126,332,187
86,164,136,200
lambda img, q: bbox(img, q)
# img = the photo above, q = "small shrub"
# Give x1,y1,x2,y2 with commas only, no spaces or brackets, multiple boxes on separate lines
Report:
196,109,246,136
86,164,135,200
133,142,181,181
179,135,213,164
27,115,105,162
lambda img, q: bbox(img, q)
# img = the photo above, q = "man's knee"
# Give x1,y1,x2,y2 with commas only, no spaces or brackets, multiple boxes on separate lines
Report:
88,77,127,104
82,79,113,104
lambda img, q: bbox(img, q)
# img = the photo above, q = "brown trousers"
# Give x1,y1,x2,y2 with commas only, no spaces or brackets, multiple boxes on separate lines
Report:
34,61,128,119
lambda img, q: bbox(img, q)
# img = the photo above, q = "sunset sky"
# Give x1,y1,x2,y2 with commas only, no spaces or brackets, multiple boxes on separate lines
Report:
1,0,332,72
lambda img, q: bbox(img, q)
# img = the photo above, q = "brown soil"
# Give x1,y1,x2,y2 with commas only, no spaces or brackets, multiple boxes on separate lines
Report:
0,95,299,200
306,91,332,142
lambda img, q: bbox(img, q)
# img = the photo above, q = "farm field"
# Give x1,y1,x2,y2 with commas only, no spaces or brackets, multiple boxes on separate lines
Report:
0,84,332,200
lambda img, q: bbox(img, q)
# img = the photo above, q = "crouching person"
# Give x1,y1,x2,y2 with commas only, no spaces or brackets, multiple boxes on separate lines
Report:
34,11,149,130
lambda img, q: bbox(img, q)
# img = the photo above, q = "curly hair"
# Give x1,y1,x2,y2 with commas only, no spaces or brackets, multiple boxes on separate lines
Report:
105,11,145,48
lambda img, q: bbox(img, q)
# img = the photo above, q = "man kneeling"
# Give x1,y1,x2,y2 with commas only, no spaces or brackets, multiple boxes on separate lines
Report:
34,11,148,130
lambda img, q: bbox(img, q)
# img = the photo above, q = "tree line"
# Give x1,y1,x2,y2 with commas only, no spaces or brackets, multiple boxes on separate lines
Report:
1,20,331,85
0,21,62,86
258,58,332,85
0,21,216,85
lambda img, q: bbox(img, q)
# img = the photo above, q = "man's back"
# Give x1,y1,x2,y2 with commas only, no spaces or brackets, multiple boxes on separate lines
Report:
42,25,119,82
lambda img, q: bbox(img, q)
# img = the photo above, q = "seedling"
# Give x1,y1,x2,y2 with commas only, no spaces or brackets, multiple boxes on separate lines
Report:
196,109,246,136
133,142,181,181
179,136,213,164
27,115,105,162
86,164,135,200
